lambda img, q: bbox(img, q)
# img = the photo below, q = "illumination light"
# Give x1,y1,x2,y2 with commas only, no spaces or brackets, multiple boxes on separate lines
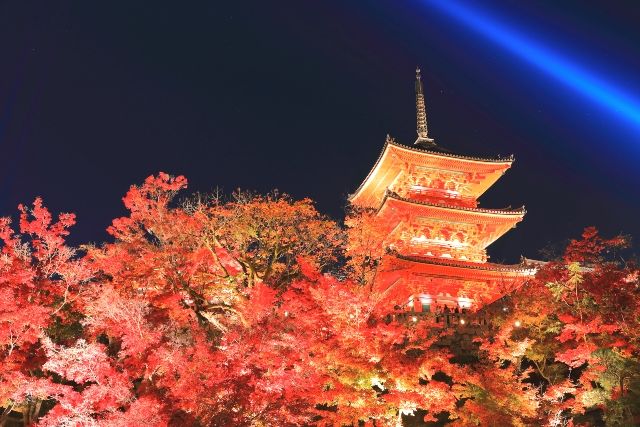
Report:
411,235,468,248
514,320,522,328
460,318,466,325
457,296,473,309
412,316,418,322
371,377,385,390
410,185,460,198
422,0,640,130
418,294,433,305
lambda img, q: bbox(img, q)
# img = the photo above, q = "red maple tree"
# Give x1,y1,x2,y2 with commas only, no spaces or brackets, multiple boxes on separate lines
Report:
2,174,639,426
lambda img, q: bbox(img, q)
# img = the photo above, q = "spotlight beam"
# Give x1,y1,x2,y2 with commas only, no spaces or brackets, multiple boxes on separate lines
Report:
423,0,640,129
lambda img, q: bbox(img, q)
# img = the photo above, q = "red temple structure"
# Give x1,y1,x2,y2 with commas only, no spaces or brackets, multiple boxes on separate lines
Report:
350,68,535,312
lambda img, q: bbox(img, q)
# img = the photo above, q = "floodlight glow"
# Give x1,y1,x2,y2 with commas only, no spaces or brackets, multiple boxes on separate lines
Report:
423,0,640,129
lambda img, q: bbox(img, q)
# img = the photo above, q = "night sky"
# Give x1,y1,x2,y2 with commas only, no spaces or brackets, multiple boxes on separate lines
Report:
2,1,640,263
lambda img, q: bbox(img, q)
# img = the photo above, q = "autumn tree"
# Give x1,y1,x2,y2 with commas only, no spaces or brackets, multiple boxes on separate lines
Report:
46,174,349,425
0,198,102,425
183,189,345,289
3,174,640,427
470,227,640,426
345,206,389,286
79,174,470,426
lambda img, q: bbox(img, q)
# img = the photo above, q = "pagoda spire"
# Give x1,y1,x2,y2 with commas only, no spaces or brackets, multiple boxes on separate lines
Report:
415,67,435,145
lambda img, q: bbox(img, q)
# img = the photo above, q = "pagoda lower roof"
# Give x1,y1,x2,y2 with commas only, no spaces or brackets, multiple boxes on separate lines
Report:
376,253,537,307
379,191,526,217
392,252,536,275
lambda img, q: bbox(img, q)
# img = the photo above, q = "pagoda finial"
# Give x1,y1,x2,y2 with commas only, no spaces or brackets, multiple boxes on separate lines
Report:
415,67,435,145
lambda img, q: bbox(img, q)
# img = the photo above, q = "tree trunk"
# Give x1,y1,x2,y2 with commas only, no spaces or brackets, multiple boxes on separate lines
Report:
22,400,42,426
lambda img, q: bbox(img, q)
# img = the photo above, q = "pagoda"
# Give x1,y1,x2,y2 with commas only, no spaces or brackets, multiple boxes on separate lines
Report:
349,68,535,312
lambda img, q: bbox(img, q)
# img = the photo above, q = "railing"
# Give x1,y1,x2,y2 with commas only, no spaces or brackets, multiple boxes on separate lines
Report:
392,310,492,329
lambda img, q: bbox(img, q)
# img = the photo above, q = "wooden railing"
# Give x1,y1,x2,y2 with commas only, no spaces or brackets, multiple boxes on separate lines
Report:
393,310,491,328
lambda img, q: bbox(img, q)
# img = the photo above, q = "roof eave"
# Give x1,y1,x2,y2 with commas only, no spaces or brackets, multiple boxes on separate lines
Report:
379,191,527,217
350,137,515,204
390,139,515,164
393,252,537,275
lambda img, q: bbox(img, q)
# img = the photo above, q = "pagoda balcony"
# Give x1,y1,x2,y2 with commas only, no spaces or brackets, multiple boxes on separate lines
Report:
388,294,525,340
393,310,489,329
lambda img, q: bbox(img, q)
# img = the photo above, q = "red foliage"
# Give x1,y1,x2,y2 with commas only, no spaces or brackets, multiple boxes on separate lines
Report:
2,175,640,426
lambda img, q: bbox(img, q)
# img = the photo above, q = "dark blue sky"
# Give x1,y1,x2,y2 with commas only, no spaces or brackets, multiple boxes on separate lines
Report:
2,0,640,262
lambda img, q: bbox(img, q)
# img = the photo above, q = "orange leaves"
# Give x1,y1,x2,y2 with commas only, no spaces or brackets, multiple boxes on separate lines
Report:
36,338,134,423
14,198,82,279
557,316,619,344
239,281,277,325
42,338,114,385
1,198,94,419
473,227,640,425
121,172,188,213
543,380,576,403
212,245,243,276
274,266,472,426
0,287,49,357
203,190,344,287
107,172,190,241
557,313,578,324
5,176,640,426
564,226,628,263
103,395,169,427
555,342,599,368
345,207,388,284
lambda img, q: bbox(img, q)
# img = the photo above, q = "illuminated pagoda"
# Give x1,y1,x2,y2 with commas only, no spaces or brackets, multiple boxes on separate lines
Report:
349,68,535,312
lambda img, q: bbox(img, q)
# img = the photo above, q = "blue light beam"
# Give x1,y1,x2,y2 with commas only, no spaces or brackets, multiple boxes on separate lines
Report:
423,0,640,130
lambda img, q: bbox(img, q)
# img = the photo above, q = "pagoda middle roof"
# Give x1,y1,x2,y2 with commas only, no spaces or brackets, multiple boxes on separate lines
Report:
350,137,514,208
379,191,526,217
378,192,525,250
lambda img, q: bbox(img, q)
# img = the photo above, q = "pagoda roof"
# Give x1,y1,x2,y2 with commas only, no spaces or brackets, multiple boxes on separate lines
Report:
392,138,514,163
350,137,514,208
378,192,525,252
377,252,537,307
379,191,526,218
393,252,536,275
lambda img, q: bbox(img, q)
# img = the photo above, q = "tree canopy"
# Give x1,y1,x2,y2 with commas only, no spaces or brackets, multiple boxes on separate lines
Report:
1,173,639,426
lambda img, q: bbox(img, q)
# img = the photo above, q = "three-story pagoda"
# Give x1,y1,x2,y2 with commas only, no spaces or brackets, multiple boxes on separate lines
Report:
350,68,534,311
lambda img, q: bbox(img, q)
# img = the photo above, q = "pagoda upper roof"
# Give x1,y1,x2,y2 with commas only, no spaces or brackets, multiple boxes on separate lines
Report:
404,139,513,163
350,137,514,208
